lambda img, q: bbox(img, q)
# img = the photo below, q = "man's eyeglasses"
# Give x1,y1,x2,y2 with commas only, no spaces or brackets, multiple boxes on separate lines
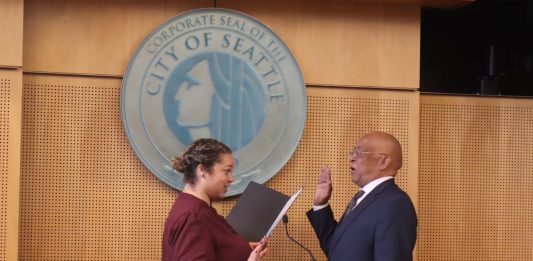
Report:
348,148,386,159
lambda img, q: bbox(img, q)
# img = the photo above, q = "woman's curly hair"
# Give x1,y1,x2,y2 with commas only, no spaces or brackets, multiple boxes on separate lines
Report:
171,138,232,184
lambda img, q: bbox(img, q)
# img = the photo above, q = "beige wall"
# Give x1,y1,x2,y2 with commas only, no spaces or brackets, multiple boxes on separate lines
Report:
0,0,23,260
22,0,212,76
19,75,419,260
22,0,420,89
219,0,420,89
9,0,524,260
13,1,421,260
0,0,23,68
419,94,533,261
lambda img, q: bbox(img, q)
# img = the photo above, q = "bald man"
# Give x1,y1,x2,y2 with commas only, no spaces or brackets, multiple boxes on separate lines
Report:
307,132,417,261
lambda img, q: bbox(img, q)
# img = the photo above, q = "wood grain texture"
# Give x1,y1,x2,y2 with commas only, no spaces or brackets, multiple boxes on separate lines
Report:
23,0,212,76
0,68,22,261
219,0,421,89
419,94,533,261
0,0,23,67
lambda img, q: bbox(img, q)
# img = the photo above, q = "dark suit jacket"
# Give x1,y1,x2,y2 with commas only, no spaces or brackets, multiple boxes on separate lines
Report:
307,179,417,261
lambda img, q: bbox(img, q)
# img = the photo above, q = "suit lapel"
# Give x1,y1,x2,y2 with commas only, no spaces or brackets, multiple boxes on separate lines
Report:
329,179,395,256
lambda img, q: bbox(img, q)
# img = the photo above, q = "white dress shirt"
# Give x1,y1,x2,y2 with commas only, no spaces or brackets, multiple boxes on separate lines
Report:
312,176,394,211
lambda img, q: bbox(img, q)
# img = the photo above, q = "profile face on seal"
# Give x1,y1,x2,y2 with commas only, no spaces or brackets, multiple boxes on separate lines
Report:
174,59,216,127
122,8,306,196
164,53,266,151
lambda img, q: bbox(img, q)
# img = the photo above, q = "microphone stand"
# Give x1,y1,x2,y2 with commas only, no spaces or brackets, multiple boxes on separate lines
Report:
282,214,316,261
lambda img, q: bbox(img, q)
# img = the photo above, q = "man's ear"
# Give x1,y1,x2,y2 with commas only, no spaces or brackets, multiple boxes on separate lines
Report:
378,154,391,170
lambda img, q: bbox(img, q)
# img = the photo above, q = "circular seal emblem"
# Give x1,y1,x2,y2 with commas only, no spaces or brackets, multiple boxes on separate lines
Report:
121,8,306,196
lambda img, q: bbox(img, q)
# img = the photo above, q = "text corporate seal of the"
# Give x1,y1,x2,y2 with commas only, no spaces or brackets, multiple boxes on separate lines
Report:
121,8,306,196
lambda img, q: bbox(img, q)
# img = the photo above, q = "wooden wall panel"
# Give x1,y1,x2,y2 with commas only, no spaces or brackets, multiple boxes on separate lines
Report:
0,0,23,67
20,75,418,260
219,0,420,89
215,86,419,260
19,0,423,259
419,94,533,261
1,2,23,260
23,0,421,87
0,69,22,261
20,74,177,259
23,0,212,76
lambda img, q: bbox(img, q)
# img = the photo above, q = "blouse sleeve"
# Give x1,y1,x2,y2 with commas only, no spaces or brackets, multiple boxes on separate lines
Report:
167,211,217,261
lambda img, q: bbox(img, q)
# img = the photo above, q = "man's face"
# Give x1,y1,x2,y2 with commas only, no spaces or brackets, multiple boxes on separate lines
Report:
349,138,382,187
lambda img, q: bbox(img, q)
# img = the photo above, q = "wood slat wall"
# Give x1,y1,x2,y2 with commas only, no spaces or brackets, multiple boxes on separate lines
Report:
0,0,23,67
22,0,212,76
220,0,420,89
20,75,419,260
216,86,419,260
9,0,423,259
22,0,420,89
419,94,533,261
0,1,23,260
20,74,179,260
0,69,22,261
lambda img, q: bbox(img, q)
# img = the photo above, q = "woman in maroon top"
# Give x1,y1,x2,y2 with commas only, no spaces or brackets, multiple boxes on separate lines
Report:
162,138,268,261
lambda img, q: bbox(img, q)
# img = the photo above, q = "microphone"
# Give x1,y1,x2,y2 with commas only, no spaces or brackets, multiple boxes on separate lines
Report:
282,214,316,261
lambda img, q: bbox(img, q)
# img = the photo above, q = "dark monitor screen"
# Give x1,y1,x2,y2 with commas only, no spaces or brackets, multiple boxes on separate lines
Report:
421,0,533,96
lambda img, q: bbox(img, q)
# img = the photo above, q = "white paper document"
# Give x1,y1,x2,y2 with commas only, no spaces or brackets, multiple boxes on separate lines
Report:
265,187,303,237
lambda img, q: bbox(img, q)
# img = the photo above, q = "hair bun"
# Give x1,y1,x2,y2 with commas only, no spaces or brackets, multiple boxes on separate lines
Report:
171,157,186,173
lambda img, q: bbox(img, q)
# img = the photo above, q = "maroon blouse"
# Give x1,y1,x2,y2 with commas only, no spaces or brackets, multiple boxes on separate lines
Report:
162,192,252,261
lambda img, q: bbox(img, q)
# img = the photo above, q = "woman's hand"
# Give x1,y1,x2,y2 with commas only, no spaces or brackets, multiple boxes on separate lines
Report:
248,236,269,260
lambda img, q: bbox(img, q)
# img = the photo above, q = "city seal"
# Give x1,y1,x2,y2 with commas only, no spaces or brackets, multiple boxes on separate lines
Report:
121,8,306,196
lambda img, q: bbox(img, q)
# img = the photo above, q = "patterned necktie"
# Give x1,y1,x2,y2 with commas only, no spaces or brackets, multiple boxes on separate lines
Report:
345,190,365,214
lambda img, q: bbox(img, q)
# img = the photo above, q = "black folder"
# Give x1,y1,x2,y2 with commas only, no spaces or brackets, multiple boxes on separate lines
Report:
226,181,302,242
